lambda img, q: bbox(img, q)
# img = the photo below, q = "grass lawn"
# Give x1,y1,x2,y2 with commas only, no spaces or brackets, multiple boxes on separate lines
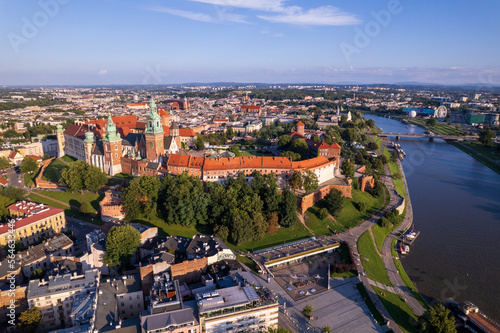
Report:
61,155,77,163
463,142,500,161
356,283,386,326
240,150,276,157
384,147,405,198
238,222,311,253
32,190,103,213
450,142,500,175
236,255,259,273
372,286,418,333
357,230,392,286
304,207,336,236
372,224,392,253
28,192,104,226
391,239,428,309
42,158,68,182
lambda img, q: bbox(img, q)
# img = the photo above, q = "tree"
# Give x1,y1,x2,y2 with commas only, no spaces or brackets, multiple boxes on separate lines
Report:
17,307,41,333
318,207,329,220
279,188,298,228
357,202,366,213
341,160,355,178
80,201,94,214
290,138,309,159
228,146,241,157
278,134,292,148
0,156,10,171
324,188,344,217
378,217,392,228
20,156,38,174
302,170,319,194
195,134,205,150
267,328,292,333
303,304,314,317
479,127,496,145
289,171,303,191
266,211,279,234
426,118,437,127
322,326,332,333
226,127,235,140
417,304,456,333
311,133,321,143
103,225,141,266
280,150,301,161
122,176,161,220
84,164,108,191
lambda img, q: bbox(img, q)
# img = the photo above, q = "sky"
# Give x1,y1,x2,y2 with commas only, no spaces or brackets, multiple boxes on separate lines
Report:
1,0,500,85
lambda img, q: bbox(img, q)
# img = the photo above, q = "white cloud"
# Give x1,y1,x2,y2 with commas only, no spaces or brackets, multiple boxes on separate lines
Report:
259,6,360,26
149,7,214,22
148,6,247,23
187,0,286,12
98,69,108,75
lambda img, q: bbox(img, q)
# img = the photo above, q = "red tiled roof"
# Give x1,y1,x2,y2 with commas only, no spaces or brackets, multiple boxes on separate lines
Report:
0,176,7,186
8,151,19,159
241,105,261,110
292,156,331,170
163,125,171,137
0,202,64,235
330,143,341,149
296,121,305,126
158,109,170,117
179,128,195,137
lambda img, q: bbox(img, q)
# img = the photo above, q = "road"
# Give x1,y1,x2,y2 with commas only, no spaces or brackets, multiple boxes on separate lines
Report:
5,168,24,187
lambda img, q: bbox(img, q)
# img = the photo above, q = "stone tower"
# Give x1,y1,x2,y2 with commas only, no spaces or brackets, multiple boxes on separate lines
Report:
296,121,305,136
145,97,164,162
83,131,94,165
102,115,122,176
56,124,65,157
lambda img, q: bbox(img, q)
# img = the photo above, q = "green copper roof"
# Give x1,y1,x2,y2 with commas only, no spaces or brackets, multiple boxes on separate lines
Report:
103,114,121,142
146,97,163,135
56,124,64,133
84,131,94,143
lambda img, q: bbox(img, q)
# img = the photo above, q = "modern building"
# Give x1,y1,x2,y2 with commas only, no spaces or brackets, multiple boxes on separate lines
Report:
27,269,100,330
0,201,66,247
196,285,279,333
18,234,73,278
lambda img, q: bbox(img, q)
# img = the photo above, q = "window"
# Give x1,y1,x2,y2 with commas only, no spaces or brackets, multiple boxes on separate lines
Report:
115,145,118,150
121,302,124,307
130,305,133,309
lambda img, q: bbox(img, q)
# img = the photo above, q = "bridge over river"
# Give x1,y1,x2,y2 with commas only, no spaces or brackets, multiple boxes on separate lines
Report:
379,132,478,141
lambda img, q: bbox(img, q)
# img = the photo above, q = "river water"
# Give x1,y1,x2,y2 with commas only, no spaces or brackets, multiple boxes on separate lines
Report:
363,114,500,321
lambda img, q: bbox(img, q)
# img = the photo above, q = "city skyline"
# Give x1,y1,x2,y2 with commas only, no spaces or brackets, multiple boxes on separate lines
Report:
1,0,500,85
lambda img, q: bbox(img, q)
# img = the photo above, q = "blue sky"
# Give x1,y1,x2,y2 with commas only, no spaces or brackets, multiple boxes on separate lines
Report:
1,0,499,85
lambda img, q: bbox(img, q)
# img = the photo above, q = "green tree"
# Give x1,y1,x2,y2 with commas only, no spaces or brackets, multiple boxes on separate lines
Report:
279,188,298,228
417,304,456,333
228,146,241,157
20,156,39,174
426,118,437,127
278,134,292,148
303,304,314,317
302,170,319,194
341,160,355,178
267,327,292,333
478,127,496,145
80,201,94,214
280,150,301,161
0,194,12,219
84,164,108,191
318,207,329,220
311,133,321,143
357,202,366,213
60,160,86,191
122,176,161,220
195,134,205,150
290,138,309,159
226,127,235,140
324,188,344,217
103,225,141,266
378,217,392,228
17,307,41,333
289,171,303,191
322,326,332,333
0,156,10,171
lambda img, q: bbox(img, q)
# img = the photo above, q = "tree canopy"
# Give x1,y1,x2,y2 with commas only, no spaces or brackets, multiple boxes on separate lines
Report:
122,176,161,220
20,156,39,174
59,160,107,192
0,156,11,170
103,225,141,266
324,188,345,217
417,304,456,333
341,160,355,178
17,307,41,333
302,170,319,194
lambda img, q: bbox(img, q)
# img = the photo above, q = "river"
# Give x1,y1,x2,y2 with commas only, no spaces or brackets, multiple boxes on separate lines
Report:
363,114,500,321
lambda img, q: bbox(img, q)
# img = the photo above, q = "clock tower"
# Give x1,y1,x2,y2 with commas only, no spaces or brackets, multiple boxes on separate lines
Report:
145,97,164,162
102,114,122,176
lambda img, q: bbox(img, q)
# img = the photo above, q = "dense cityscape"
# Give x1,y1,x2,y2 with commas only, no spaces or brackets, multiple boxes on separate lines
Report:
2,0,500,332
0,84,498,333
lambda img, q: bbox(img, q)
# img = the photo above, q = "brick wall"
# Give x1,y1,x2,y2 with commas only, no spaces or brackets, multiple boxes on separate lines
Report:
299,184,352,214
170,257,207,284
